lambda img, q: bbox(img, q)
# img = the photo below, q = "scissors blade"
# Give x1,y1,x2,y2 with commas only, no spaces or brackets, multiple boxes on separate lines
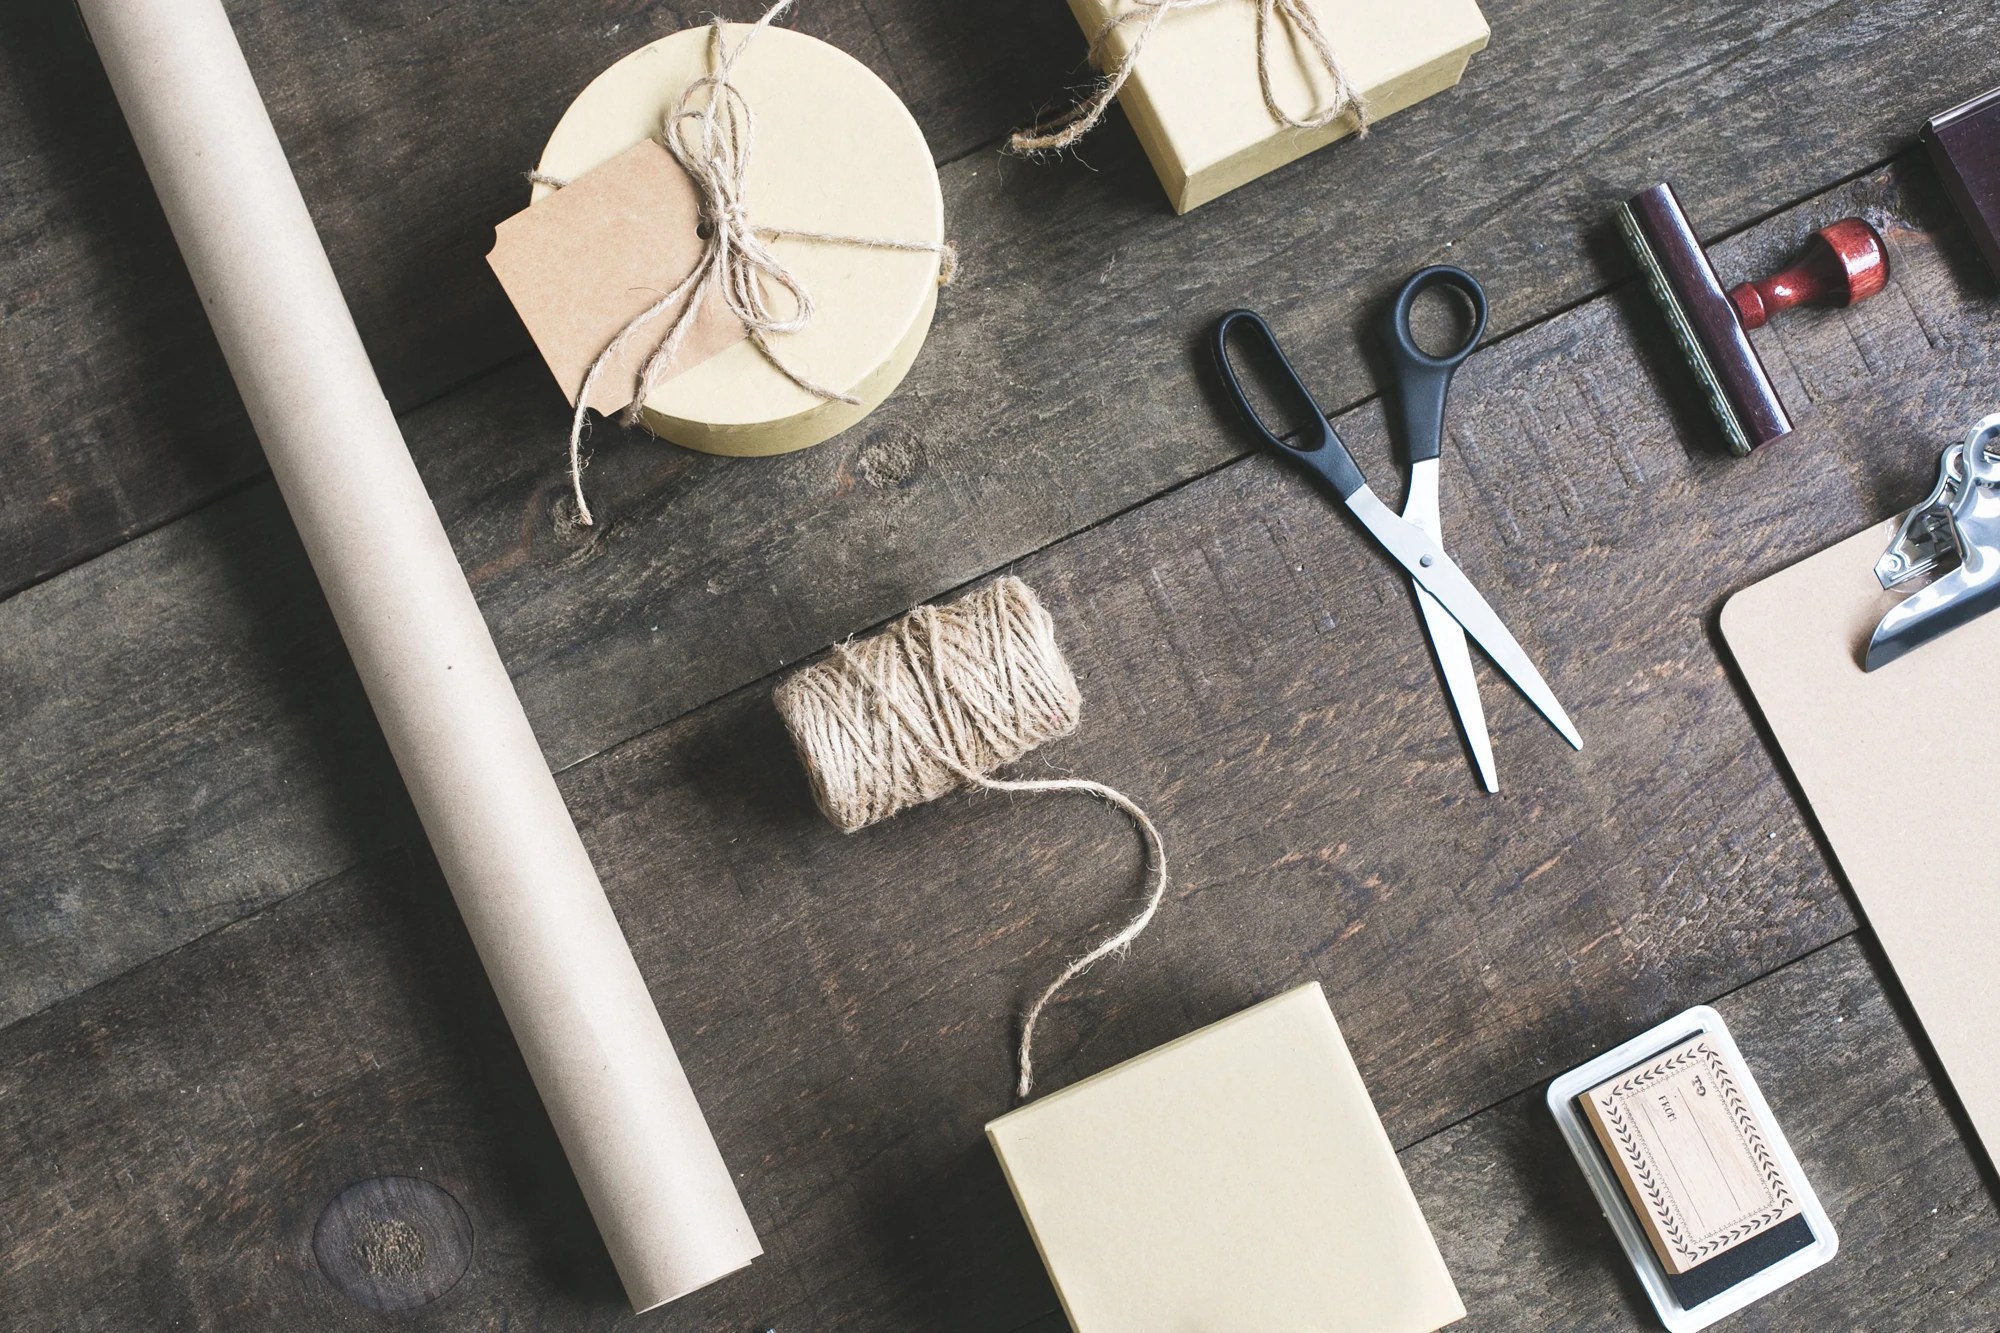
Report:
1347,487,1583,750
1414,584,1498,790
1403,460,1497,790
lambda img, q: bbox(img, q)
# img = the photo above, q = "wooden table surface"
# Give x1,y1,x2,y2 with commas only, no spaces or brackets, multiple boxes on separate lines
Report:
4,0,1999,1327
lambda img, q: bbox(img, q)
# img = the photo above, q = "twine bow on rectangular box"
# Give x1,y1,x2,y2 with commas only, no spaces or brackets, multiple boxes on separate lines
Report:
1017,0,1491,213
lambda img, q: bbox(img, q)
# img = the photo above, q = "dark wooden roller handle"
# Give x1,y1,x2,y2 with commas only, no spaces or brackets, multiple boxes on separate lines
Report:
1728,218,1889,330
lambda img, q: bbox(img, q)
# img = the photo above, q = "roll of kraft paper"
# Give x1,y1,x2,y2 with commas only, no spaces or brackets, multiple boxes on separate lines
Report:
73,0,759,1313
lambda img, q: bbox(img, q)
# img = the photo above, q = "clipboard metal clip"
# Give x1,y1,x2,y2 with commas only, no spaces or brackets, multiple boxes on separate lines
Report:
1867,411,2000,671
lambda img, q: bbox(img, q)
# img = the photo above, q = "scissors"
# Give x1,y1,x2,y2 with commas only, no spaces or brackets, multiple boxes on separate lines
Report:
1212,266,1582,790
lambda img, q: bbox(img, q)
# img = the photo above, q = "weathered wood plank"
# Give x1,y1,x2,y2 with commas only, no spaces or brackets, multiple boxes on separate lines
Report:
0,0,1078,597
3,0,1996,605
7,5,1994,1323
550,266,1868,1148
422,27,2000,776
1414,937,2000,1330
0,832,1987,1331
0,4,260,592
4,158,1988,1035
0,495,418,1021
5,157,1994,1323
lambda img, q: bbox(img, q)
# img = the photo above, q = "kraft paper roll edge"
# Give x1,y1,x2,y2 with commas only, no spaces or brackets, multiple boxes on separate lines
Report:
75,0,759,1312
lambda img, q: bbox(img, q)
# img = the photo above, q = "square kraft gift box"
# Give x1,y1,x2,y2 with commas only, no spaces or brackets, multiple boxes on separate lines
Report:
985,983,1464,1333
1063,0,1490,212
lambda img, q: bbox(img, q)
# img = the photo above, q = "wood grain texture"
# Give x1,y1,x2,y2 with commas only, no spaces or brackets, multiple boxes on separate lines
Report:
3,158,1988,1035
1414,937,2000,1331
0,841,1989,1331
412,2,2000,777
8,2,1998,1323
1,171,1994,1324
0,0,1077,598
3,0,1998,606
0,494,420,1027
311,1176,476,1312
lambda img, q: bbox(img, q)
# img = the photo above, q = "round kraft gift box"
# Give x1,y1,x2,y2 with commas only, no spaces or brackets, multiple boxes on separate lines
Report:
532,25,944,457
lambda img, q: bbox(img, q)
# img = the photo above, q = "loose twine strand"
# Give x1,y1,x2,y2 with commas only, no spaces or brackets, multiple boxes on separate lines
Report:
1008,0,1369,155
772,577,1167,1099
537,0,957,526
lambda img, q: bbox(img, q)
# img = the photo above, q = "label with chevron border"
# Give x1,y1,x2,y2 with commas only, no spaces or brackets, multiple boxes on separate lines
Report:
1580,1034,1799,1274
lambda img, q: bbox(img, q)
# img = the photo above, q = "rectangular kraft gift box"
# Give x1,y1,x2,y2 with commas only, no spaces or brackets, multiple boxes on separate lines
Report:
986,983,1464,1333
1063,0,1490,212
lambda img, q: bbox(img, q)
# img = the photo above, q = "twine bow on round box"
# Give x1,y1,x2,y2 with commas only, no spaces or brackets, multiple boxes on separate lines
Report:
491,1,955,523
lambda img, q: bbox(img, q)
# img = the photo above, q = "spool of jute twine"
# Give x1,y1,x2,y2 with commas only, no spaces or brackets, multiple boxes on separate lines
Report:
772,577,1167,1098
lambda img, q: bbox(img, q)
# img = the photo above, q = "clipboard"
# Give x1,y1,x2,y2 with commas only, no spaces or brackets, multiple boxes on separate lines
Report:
1721,522,2000,1160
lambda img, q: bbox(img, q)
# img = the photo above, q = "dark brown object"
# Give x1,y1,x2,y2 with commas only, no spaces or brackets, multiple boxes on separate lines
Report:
1620,182,1793,454
1728,217,1890,328
1923,86,2000,279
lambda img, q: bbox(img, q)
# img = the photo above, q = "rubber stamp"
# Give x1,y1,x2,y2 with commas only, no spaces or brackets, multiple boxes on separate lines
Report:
1548,1007,1837,1332
1582,1034,1804,1280
1617,182,1888,455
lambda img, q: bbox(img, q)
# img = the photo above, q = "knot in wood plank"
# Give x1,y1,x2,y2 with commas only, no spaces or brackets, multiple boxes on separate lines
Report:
311,1175,473,1311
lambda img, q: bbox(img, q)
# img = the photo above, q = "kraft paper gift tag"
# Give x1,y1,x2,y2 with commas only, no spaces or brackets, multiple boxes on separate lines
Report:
986,983,1464,1333
487,138,745,414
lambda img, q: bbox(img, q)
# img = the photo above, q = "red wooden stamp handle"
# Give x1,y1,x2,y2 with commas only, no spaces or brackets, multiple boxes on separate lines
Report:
1728,218,1889,330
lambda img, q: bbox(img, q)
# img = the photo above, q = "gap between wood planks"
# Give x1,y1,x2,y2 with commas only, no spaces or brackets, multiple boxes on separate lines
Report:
21,139,1987,1072
0,89,1903,619
7,137,1995,1331
0,104,1003,609
0,191,1912,1143
14,0,2000,636
0,147,1915,1038
529,154,1906,781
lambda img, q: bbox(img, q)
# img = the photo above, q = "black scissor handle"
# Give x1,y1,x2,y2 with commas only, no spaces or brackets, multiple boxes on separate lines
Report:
1212,309,1367,501
1381,265,1487,464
